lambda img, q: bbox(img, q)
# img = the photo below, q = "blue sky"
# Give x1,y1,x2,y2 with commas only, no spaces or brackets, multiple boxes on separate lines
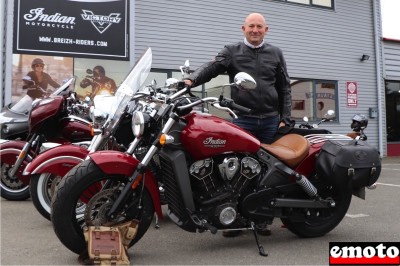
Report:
381,0,400,40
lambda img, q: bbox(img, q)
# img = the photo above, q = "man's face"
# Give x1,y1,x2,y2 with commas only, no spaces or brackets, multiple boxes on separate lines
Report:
242,15,268,46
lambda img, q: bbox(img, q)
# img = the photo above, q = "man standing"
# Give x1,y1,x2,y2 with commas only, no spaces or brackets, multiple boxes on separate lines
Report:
184,12,292,236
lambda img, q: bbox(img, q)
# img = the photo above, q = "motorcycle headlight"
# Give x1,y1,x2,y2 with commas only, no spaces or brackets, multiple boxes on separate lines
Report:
90,106,108,127
132,111,150,138
2,124,9,134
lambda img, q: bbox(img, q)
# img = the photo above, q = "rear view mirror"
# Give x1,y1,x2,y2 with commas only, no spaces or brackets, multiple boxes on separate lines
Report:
234,72,256,90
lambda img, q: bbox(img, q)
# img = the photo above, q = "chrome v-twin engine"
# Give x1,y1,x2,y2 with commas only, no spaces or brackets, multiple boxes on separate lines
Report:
189,156,261,226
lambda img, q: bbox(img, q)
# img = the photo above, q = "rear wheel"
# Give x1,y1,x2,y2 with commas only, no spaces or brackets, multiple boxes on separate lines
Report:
280,181,352,238
51,159,154,254
30,173,61,220
0,161,30,200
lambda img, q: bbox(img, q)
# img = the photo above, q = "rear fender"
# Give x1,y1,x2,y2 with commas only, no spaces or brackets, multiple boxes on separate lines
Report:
24,144,89,177
295,142,324,177
90,151,162,218
0,140,34,185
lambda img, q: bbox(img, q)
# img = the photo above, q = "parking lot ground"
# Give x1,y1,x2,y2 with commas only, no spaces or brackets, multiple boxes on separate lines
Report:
1,157,399,265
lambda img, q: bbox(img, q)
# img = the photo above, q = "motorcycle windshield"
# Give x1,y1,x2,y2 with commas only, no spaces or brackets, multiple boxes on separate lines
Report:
8,95,35,114
103,47,152,131
8,77,75,114
51,77,75,96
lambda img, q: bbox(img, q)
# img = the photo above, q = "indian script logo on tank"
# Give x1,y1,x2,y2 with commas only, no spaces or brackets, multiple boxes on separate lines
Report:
81,10,121,34
23,8,76,29
203,137,226,148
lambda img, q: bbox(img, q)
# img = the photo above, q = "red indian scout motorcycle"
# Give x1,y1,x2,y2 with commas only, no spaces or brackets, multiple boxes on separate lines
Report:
51,48,381,258
0,78,92,201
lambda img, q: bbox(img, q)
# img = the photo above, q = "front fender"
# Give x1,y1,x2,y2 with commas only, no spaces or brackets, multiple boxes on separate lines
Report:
0,139,28,150
0,140,34,185
24,144,89,177
90,151,162,218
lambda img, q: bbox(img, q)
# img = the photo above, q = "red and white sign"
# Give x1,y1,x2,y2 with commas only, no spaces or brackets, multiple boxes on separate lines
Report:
329,242,400,265
346,81,358,107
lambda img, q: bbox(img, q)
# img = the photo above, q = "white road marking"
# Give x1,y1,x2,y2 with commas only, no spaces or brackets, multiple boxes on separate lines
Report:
382,167,400,171
375,182,400,188
345,213,369,218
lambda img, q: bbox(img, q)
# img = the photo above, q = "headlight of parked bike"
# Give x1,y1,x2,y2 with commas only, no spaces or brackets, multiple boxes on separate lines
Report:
90,106,108,128
2,124,9,134
132,111,151,138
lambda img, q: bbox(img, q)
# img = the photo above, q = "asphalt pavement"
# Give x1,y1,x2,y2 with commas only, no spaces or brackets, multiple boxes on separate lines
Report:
1,157,399,265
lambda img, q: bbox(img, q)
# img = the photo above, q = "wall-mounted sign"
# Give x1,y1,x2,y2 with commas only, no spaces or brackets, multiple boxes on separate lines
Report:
346,81,358,107
13,0,129,60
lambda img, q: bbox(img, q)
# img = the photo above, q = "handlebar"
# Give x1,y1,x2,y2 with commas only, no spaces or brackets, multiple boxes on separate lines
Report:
219,98,251,114
175,94,251,118
135,82,252,118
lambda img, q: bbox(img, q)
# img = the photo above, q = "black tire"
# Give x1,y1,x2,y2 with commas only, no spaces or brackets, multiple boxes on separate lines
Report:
0,161,30,201
30,173,61,220
51,159,155,255
280,182,352,238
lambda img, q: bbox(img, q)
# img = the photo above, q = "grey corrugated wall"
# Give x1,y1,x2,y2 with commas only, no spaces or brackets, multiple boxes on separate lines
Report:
133,0,384,154
383,41,400,80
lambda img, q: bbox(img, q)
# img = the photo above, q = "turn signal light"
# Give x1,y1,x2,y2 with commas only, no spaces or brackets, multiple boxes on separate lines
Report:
159,134,167,145
18,150,26,159
159,134,174,145
89,123,94,137
131,174,143,189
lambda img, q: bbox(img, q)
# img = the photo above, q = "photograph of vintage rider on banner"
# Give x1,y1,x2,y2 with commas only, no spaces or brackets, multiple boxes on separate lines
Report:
73,58,130,100
11,54,73,103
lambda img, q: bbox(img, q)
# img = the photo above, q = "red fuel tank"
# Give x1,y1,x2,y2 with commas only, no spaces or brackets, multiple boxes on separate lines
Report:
29,96,64,131
60,118,92,142
180,112,260,160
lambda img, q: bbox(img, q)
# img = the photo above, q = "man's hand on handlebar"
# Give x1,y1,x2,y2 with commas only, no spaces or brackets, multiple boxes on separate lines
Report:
184,79,193,87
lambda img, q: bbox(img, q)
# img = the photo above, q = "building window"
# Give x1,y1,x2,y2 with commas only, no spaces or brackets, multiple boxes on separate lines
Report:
276,0,334,8
291,79,337,121
386,81,400,142
293,100,305,110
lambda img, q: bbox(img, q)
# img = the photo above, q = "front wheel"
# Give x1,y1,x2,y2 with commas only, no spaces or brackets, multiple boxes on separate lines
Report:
30,173,61,220
51,159,155,254
0,161,30,201
280,182,352,238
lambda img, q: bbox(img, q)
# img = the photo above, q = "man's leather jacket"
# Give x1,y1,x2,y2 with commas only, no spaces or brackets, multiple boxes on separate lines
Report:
189,42,291,123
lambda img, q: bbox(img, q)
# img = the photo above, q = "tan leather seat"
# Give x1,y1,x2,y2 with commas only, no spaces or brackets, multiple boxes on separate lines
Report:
260,134,310,168
346,132,358,139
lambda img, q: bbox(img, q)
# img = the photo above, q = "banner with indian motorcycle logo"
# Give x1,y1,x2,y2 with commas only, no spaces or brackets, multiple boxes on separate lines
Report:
13,0,129,60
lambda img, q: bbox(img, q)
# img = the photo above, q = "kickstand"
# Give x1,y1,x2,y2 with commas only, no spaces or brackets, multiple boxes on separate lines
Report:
250,222,268,257
154,213,160,229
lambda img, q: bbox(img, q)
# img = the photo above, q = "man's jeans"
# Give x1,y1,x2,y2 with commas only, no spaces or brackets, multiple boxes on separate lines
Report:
233,115,279,144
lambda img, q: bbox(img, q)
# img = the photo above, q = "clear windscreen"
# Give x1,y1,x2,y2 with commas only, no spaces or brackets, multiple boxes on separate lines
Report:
9,77,75,114
51,77,75,96
102,47,152,133
9,95,34,114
